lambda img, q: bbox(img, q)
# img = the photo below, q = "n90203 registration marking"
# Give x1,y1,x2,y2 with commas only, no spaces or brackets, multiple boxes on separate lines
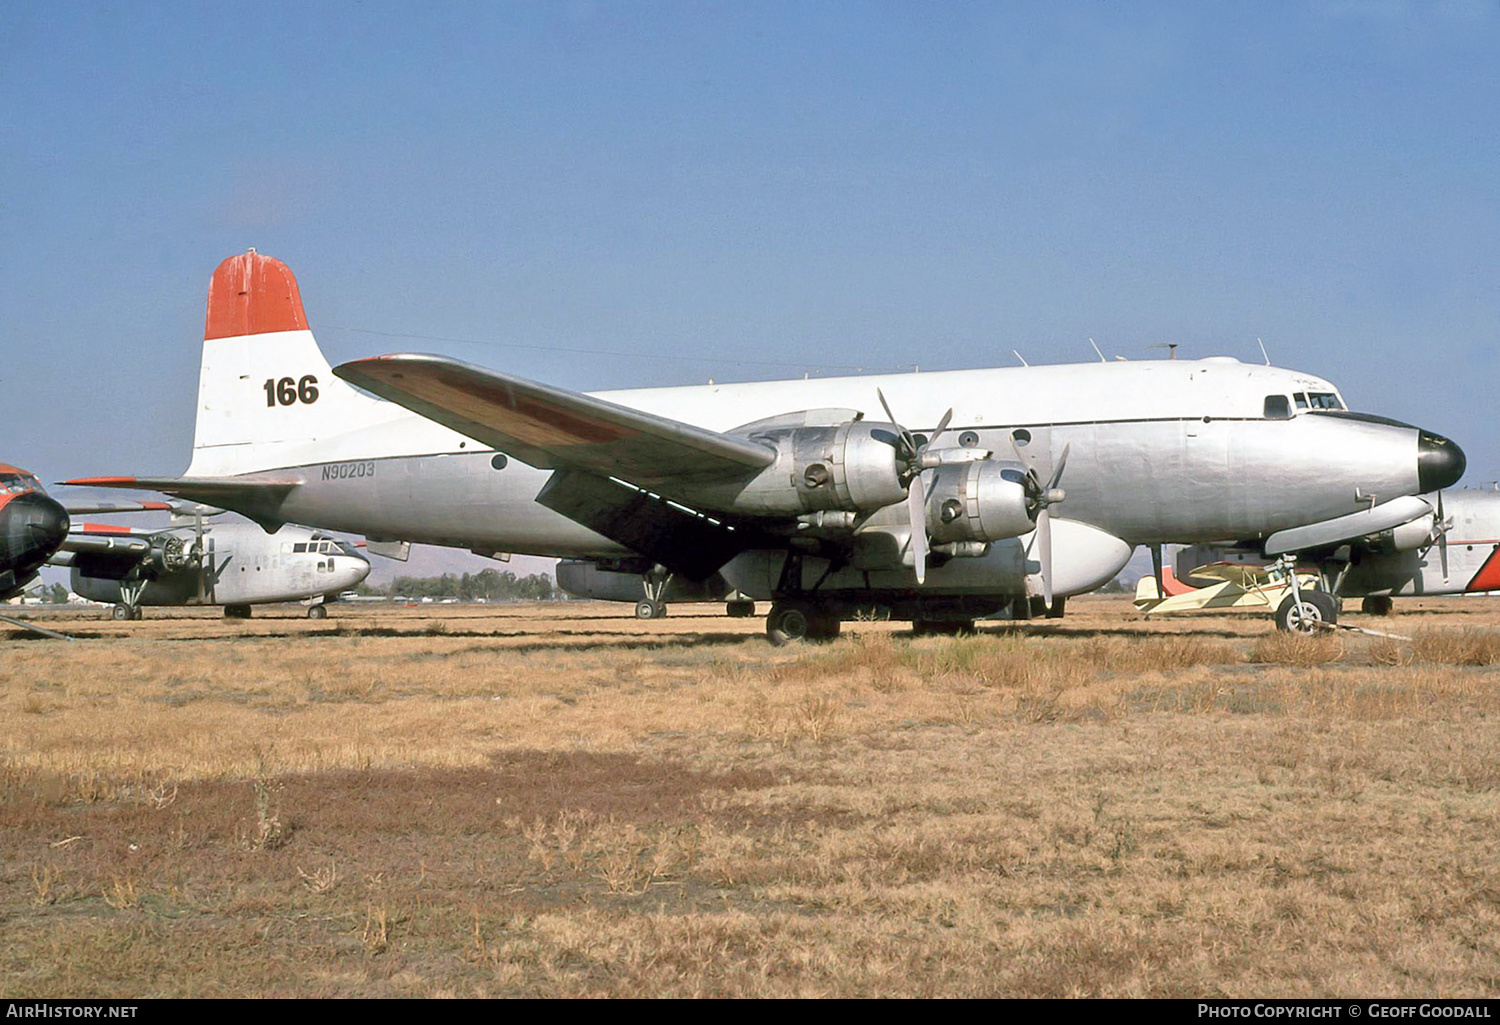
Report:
321,462,376,481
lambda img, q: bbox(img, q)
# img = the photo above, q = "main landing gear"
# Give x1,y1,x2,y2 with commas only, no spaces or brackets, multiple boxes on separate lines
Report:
110,579,148,621
224,604,253,619
635,566,672,619
307,603,328,620
1361,595,1394,617
765,599,841,646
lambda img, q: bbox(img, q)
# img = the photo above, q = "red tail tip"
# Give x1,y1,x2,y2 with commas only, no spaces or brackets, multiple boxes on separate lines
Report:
204,249,310,341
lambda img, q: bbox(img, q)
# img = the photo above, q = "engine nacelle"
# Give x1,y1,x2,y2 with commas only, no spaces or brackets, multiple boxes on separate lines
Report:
926,460,1035,544
1368,513,1437,554
707,420,910,517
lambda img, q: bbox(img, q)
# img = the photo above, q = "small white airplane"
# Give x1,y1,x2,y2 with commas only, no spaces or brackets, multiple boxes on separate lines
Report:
69,250,1467,641
54,510,370,619
1155,487,1500,623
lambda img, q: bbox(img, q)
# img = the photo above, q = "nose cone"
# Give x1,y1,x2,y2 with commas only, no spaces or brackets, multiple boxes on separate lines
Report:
337,556,371,589
1418,430,1466,492
0,493,71,574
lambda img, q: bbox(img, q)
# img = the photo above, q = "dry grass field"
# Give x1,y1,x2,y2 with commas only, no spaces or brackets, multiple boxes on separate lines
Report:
3,595,1499,997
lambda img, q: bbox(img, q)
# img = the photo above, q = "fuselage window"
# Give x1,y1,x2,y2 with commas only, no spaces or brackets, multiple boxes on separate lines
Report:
1263,395,1292,420
293,543,307,553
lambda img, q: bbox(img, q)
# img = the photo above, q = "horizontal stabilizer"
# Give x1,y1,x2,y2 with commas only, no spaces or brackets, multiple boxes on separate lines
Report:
1263,495,1434,556
334,354,776,486
63,476,300,528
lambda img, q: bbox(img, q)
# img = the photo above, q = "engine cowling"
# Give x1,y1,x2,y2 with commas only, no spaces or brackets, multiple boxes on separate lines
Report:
1368,512,1438,554
709,420,911,517
925,460,1036,544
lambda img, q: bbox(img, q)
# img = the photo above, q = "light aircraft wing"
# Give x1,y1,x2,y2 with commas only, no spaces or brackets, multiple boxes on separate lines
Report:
334,354,777,486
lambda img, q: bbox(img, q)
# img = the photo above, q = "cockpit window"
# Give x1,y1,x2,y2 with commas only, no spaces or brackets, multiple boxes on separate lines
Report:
1294,393,1309,410
1306,392,1343,410
1,473,40,494
1263,395,1292,420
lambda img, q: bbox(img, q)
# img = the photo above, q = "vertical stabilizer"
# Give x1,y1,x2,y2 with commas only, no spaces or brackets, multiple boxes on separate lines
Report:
186,250,394,476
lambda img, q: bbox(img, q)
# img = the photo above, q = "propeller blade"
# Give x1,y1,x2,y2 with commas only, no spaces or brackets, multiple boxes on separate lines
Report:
1437,490,1449,580
927,408,954,448
1046,443,1071,493
907,474,927,585
1037,508,1054,606
876,388,916,460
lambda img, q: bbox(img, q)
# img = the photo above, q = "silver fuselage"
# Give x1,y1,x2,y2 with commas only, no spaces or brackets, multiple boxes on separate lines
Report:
71,521,369,607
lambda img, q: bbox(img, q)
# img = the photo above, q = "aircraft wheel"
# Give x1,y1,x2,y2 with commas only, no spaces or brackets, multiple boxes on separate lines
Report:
767,601,837,645
1275,591,1339,634
132,606,144,620
1361,596,1394,617
1028,595,1048,619
635,600,665,620
1044,597,1067,620
224,604,253,619
111,604,134,621
726,599,756,618
1010,596,1032,621
307,604,328,620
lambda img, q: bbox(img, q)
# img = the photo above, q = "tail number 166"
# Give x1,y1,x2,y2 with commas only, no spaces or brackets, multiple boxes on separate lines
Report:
264,376,320,407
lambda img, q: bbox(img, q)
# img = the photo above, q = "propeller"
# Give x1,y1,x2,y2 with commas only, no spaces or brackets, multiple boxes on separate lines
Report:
1434,490,1451,580
1011,437,1071,605
876,389,955,584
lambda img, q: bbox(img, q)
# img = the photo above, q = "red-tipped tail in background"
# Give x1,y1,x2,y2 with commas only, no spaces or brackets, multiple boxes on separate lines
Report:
204,248,309,340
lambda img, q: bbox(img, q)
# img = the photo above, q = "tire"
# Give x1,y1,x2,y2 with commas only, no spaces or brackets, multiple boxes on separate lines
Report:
726,599,756,618
112,604,133,621
307,604,328,620
1029,596,1048,619
224,604,252,619
1361,596,1394,617
635,600,658,620
1275,590,1339,634
131,606,144,621
1010,596,1032,621
1044,597,1067,620
766,602,811,646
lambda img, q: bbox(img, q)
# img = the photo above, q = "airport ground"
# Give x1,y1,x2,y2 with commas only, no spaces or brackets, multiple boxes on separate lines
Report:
2,596,1498,997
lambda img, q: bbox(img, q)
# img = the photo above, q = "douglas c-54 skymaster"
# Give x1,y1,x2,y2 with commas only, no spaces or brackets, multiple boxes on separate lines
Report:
70,251,1466,642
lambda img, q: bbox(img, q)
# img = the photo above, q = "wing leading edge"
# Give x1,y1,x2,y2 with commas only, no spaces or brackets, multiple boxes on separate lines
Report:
333,354,776,486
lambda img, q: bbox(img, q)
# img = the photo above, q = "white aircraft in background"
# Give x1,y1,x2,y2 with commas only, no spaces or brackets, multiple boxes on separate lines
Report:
54,508,370,619
70,250,1466,641
1159,487,1500,621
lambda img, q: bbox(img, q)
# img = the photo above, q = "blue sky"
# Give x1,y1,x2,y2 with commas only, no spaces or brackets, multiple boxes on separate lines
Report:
4,1,1498,493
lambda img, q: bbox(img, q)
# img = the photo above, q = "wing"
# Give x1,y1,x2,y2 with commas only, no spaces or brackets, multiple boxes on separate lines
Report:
334,354,775,486
52,530,154,576
61,499,173,515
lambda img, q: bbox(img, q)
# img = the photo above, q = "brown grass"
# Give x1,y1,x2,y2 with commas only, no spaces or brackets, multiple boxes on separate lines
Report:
2,596,1499,996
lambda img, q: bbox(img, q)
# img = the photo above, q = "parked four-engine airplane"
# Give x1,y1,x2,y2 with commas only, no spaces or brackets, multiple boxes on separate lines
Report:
69,251,1467,642
54,512,371,620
